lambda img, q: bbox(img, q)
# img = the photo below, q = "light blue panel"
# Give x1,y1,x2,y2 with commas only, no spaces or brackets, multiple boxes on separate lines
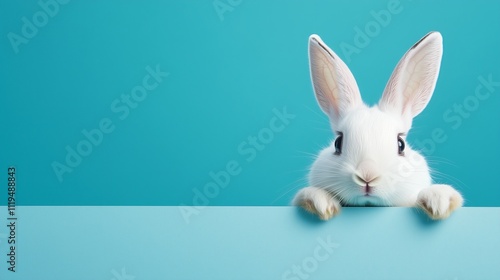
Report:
0,1,499,206
0,207,499,279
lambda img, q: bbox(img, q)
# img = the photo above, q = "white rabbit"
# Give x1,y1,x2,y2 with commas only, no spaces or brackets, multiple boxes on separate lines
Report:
293,32,463,220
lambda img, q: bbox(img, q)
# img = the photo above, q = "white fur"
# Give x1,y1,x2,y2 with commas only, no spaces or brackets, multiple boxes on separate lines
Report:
294,32,463,220
292,186,341,220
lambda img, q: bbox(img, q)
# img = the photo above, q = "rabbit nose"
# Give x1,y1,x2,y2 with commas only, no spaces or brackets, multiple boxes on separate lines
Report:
353,160,381,186
353,173,380,186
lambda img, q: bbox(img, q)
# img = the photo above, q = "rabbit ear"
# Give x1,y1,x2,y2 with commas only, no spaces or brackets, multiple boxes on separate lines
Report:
309,35,363,125
379,32,443,122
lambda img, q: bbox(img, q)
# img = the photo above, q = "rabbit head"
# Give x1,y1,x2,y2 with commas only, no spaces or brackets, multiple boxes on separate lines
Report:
308,32,443,207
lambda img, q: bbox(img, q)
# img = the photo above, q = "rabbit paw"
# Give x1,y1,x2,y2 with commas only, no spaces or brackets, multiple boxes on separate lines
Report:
293,186,341,220
417,184,463,220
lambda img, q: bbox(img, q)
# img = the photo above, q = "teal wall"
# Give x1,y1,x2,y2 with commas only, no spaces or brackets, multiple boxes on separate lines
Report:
1,0,499,206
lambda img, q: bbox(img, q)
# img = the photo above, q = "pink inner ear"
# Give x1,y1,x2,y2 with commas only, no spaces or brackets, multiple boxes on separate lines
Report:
379,32,442,120
310,45,343,117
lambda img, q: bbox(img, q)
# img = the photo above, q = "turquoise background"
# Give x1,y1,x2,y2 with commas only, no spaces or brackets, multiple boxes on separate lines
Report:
1,0,499,206
1,207,499,279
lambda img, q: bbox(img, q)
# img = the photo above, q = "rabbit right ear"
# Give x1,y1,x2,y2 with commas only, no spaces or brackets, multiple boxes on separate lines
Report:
309,35,363,126
378,32,443,126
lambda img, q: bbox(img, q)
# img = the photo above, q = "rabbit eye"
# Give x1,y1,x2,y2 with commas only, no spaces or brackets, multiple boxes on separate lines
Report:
398,136,405,156
334,133,343,155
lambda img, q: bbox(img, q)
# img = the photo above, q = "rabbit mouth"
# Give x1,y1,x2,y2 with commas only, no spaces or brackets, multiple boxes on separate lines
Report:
363,184,374,196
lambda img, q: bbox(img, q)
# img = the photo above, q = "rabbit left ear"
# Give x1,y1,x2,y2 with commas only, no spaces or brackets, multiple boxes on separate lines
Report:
309,34,363,126
378,32,443,121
